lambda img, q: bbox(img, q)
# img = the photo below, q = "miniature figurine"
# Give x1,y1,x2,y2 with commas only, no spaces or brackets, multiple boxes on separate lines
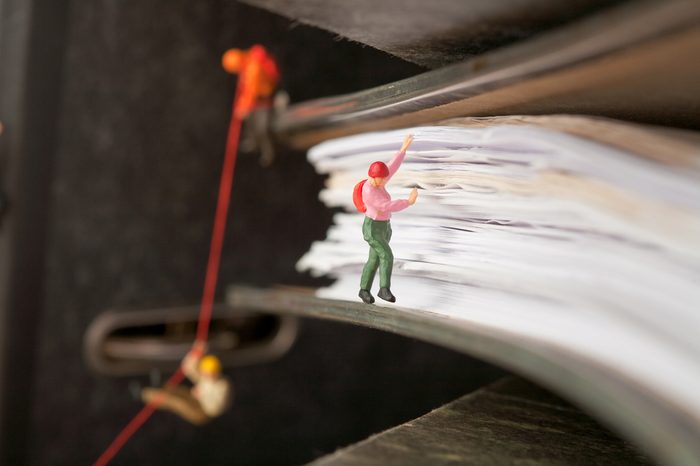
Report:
141,343,232,425
222,45,282,166
353,134,418,304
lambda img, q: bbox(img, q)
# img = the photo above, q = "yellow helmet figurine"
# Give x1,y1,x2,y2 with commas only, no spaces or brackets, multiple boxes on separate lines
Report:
199,355,222,376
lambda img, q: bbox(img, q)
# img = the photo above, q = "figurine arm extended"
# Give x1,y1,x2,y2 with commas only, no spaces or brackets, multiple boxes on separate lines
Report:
370,197,410,213
386,134,413,181
182,350,202,383
385,149,406,181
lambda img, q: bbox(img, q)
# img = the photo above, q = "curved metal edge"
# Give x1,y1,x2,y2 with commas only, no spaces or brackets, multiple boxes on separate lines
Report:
273,0,700,147
83,305,298,377
227,285,700,466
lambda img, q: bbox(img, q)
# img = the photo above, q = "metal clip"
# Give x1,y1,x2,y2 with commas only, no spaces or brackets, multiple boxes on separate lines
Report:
84,304,297,376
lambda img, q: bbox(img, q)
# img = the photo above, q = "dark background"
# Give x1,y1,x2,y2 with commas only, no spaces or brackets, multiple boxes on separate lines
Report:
1,1,507,464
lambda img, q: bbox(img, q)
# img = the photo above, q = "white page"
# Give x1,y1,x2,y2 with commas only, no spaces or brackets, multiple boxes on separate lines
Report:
299,124,700,423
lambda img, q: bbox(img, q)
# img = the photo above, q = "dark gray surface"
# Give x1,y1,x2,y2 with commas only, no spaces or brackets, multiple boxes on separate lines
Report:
241,0,628,68
309,377,651,466
0,0,69,464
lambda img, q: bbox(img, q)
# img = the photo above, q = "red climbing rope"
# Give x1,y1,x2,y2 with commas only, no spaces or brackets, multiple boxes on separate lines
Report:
93,368,186,466
196,95,244,344
93,77,245,466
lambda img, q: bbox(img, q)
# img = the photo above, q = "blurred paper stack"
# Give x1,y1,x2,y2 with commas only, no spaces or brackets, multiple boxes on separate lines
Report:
298,118,700,421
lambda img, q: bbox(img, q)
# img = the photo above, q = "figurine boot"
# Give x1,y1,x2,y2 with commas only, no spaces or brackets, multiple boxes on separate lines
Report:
358,289,375,304
378,287,396,303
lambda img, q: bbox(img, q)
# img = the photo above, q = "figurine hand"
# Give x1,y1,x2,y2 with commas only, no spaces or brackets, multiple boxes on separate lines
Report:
400,134,414,153
190,341,207,358
408,187,418,205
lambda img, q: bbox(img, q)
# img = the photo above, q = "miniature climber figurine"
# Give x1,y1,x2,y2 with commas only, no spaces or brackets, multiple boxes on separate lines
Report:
353,134,418,304
222,45,283,166
222,45,279,118
141,343,232,425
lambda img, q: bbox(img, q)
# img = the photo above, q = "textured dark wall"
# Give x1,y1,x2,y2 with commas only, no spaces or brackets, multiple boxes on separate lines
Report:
25,1,504,465
241,0,629,68
0,0,70,464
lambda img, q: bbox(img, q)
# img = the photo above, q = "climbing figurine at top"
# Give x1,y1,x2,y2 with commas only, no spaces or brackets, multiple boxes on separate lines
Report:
222,45,283,166
353,134,418,304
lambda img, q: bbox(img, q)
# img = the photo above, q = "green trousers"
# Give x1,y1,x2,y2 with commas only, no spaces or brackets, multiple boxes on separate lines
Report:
360,217,393,290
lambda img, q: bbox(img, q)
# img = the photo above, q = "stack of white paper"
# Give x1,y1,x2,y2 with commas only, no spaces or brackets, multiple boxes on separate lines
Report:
297,125,700,420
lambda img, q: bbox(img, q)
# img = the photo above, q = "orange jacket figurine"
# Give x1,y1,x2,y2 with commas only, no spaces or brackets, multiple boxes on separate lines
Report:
222,45,280,119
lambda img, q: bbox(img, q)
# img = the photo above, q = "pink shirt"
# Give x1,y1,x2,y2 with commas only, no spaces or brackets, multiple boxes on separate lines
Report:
362,149,409,221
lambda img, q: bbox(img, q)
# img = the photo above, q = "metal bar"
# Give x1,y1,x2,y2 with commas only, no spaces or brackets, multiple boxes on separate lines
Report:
84,305,298,376
272,0,700,147
227,285,700,466
308,377,651,465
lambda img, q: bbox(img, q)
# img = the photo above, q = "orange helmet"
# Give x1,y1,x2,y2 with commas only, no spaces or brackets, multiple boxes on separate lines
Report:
222,49,246,73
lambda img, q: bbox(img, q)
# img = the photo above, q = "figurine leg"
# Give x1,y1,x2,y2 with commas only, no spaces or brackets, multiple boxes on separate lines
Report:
360,217,380,295
141,387,209,425
254,108,275,167
361,218,395,302
369,221,395,302
360,247,379,290
359,247,378,303
373,235,393,290
384,221,393,285
369,235,393,291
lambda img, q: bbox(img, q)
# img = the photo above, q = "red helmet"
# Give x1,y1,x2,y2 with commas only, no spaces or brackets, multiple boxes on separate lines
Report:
368,162,389,178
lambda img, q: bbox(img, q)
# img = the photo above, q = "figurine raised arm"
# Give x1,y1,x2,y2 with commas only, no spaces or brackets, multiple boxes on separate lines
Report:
352,134,418,304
